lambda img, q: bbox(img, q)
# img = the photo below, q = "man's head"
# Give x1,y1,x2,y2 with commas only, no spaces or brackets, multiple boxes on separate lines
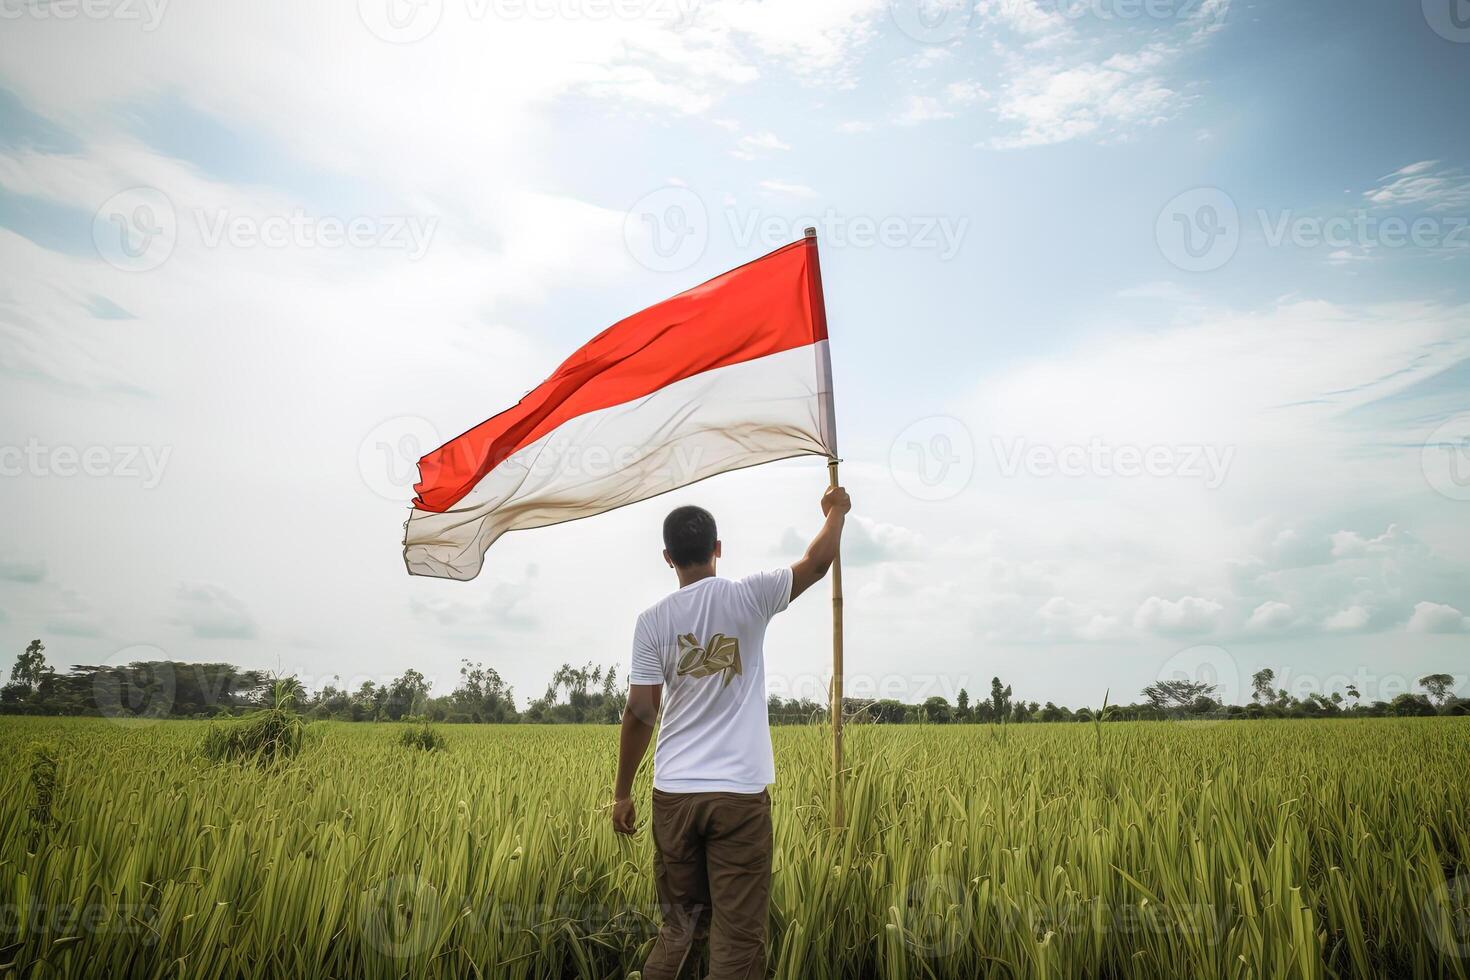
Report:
662,505,721,570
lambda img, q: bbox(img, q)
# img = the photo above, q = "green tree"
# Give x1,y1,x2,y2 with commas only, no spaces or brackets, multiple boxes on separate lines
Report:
1418,673,1455,707
1390,692,1436,717
921,696,952,724
989,677,1012,722
9,639,47,692
453,661,518,723
386,669,431,720
1250,668,1275,705
1142,679,1220,714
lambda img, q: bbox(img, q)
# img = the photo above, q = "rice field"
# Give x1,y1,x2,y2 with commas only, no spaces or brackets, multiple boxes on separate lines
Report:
1,716,1468,979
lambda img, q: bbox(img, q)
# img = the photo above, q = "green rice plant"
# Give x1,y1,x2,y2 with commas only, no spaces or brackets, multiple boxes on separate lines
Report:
0,715,1465,979
396,722,446,752
200,684,306,766
24,740,58,854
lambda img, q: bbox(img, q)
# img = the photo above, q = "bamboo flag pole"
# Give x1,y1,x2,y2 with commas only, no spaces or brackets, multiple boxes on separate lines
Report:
804,225,845,830
827,455,845,830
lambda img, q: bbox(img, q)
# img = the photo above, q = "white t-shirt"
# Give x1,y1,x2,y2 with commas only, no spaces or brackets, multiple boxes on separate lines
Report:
629,569,792,794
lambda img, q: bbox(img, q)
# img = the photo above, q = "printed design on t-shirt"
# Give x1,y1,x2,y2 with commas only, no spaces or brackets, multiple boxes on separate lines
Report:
675,632,742,687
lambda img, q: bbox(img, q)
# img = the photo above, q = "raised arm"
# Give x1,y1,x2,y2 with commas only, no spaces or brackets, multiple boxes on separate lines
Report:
789,484,851,602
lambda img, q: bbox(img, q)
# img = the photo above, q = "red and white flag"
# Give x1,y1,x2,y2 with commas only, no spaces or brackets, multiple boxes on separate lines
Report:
404,236,838,581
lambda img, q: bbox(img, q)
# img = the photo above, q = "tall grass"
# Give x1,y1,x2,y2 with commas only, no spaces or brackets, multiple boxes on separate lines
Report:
0,717,1465,978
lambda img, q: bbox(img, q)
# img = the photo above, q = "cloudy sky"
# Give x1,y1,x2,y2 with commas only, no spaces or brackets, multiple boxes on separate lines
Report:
1,0,1468,709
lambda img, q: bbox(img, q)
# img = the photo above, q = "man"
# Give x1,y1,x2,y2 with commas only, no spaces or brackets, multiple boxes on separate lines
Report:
611,484,851,980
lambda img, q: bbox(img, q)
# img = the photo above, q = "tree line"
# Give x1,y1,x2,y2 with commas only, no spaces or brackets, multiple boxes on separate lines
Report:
1,639,1464,724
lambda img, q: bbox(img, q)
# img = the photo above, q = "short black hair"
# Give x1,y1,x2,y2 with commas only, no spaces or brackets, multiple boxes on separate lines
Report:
663,505,717,568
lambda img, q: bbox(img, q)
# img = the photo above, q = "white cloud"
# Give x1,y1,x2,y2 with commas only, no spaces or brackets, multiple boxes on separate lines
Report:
1323,605,1372,632
173,583,257,639
1246,600,1294,631
897,95,956,125
989,57,1175,149
1366,161,1470,213
701,0,888,86
944,80,989,105
978,0,1230,149
1406,601,1469,634
758,179,819,199
731,131,792,160
0,560,46,584
410,566,540,637
1133,596,1223,636
46,588,103,638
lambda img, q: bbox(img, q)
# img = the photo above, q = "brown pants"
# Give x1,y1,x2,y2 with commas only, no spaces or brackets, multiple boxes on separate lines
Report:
643,788,772,980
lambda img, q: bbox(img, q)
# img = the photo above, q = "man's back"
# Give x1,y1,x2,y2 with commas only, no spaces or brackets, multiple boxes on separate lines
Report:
611,490,850,980
629,570,792,794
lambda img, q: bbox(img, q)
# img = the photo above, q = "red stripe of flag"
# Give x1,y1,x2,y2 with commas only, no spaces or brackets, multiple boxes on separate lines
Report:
413,237,828,514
